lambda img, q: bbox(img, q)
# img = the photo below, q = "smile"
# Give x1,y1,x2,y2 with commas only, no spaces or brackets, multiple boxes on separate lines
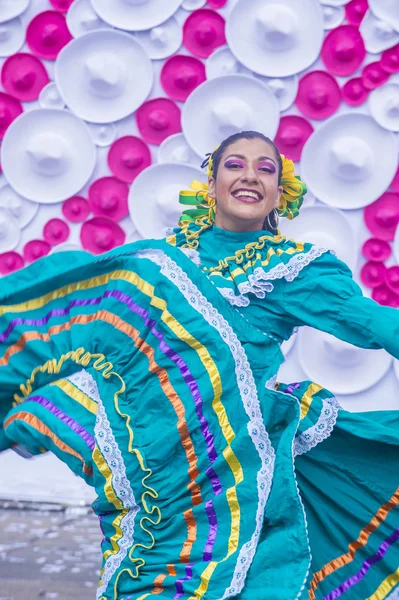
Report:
232,188,264,203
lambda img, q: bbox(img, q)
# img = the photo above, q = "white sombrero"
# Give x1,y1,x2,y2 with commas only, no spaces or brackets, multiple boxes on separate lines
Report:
322,5,345,30
66,0,112,38
279,205,357,271
1,108,97,204
368,83,399,132
128,162,207,239
55,30,153,123
298,328,392,395
205,45,252,80
318,0,350,5
0,0,30,23
182,74,280,158
133,17,182,59
301,113,398,209
38,82,65,109
182,0,207,9
0,17,25,56
368,0,399,33
0,207,20,251
255,74,299,111
360,10,399,53
90,0,184,31
158,133,202,166
0,184,38,228
226,0,324,77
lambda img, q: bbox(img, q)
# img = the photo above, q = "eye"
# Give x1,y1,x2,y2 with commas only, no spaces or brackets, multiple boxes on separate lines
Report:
258,163,276,173
225,161,244,169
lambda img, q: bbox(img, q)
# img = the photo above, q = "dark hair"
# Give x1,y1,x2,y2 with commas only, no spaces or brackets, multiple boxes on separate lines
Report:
201,131,283,234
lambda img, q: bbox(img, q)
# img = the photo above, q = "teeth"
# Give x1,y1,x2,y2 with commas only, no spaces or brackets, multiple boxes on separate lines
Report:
234,190,261,200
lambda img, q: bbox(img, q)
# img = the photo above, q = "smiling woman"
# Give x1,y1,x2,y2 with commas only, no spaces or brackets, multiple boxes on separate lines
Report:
207,132,284,232
2,131,399,600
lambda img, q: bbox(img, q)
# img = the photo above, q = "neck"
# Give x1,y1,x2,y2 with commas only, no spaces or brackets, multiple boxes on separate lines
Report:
214,213,265,233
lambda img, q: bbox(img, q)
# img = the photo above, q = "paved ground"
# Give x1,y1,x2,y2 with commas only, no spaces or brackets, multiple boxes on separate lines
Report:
0,502,101,600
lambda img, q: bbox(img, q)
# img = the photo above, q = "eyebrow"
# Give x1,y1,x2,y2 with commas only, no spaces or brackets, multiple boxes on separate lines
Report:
224,153,277,165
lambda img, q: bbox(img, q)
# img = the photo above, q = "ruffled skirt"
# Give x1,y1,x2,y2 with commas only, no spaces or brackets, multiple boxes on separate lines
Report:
1,240,398,600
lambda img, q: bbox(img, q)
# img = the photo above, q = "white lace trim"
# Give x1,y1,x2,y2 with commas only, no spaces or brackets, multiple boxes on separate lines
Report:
213,246,332,306
294,398,341,457
134,249,276,599
66,369,139,599
179,246,201,266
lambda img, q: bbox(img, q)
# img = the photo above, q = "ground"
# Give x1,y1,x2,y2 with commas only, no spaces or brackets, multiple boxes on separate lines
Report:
0,501,101,600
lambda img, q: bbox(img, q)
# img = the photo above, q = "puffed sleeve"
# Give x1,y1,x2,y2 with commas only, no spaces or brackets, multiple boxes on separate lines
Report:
281,249,399,360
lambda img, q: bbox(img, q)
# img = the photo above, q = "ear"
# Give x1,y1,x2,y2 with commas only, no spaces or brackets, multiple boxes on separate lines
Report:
207,177,216,199
275,185,283,208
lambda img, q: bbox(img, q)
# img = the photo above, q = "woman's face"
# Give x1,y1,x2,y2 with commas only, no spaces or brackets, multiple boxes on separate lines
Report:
207,137,283,232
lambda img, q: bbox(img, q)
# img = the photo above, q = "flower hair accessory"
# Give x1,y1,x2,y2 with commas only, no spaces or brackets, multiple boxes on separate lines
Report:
278,154,307,220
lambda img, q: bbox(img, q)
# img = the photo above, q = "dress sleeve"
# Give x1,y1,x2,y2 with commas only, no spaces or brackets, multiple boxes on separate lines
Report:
281,249,399,360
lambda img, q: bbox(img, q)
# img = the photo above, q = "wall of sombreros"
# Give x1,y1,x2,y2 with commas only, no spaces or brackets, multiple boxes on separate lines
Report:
0,0,398,503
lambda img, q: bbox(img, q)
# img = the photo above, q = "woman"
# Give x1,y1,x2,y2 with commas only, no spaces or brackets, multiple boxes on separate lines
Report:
1,131,399,600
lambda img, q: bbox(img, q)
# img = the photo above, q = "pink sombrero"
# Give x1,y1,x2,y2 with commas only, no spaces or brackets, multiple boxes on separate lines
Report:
321,25,366,76
108,136,152,184
136,98,182,145
183,8,226,58
1,53,49,102
26,10,72,60
295,70,341,120
161,54,206,102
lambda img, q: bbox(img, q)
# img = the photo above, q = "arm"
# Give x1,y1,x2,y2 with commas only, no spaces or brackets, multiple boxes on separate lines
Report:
281,249,399,360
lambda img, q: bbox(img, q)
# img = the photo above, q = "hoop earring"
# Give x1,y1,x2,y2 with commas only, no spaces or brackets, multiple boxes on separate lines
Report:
266,208,279,230
196,190,215,209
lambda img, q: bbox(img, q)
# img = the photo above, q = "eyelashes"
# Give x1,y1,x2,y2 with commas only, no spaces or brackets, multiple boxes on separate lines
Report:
224,160,276,173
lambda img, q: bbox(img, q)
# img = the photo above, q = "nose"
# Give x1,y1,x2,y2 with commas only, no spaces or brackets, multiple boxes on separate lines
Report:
240,164,259,184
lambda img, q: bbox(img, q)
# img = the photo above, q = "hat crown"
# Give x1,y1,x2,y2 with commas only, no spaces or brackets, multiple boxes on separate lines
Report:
332,37,357,62
26,132,70,177
41,23,61,47
212,97,251,135
12,67,36,91
171,146,190,163
321,334,363,367
150,26,168,46
156,183,182,223
85,53,126,98
195,21,217,47
174,65,198,89
330,136,373,182
81,6,103,30
280,125,303,146
385,95,399,117
375,206,399,228
0,26,11,42
121,149,144,169
148,108,169,131
375,19,395,39
308,85,329,109
266,78,285,97
255,5,297,51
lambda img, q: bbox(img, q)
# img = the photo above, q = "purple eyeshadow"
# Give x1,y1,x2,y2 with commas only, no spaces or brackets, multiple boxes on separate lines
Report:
258,161,276,172
224,159,245,168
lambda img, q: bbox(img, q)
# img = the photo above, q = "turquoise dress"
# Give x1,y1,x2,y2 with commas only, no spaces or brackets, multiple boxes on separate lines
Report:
1,218,399,600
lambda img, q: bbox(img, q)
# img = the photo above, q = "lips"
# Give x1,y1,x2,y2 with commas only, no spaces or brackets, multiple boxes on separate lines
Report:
232,188,264,202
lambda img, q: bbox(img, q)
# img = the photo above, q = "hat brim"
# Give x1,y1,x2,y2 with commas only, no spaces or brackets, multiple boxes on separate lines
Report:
1,108,97,203
0,17,25,56
128,162,207,239
298,327,392,395
66,0,112,38
133,17,182,59
182,74,280,157
301,113,398,209
0,0,30,23
368,83,399,132
158,133,202,166
91,0,184,31
226,0,324,77
280,205,357,270
55,30,153,123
